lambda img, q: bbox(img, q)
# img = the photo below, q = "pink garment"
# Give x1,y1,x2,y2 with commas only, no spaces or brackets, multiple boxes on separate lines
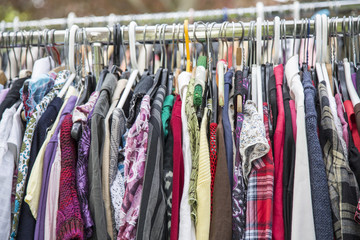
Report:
272,64,285,239
72,91,99,123
289,100,297,143
0,88,10,104
335,94,349,148
117,95,151,240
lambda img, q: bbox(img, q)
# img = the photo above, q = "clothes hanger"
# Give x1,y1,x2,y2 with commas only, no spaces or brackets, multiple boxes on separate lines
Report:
235,21,245,113
58,25,78,98
166,23,176,96
129,21,139,71
184,19,191,73
116,23,140,110
344,17,360,107
273,16,281,66
146,24,164,99
160,24,169,88
217,21,227,107
193,21,208,107
208,22,218,123
256,17,263,119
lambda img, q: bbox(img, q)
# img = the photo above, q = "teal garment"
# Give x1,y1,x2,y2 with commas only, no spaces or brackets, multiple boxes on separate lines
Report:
161,94,175,139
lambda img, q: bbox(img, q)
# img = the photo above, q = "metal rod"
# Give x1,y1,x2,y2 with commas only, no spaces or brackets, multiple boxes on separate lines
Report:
2,0,360,30
0,17,358,48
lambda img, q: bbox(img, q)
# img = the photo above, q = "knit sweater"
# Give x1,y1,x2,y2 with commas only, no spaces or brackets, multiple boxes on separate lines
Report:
56,114,84,240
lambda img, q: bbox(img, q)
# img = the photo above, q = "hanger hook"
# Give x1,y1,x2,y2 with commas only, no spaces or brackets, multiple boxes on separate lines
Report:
142,24,148,70
161,24,168,69
120,25,127,71
292,19,297,57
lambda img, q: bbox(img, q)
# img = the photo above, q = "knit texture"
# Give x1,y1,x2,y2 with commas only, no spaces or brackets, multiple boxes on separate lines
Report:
56,114,84,240
209,122,217,216
303,71,334,240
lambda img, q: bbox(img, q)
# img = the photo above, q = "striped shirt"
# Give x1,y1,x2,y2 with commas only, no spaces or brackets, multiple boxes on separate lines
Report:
136,84,167,240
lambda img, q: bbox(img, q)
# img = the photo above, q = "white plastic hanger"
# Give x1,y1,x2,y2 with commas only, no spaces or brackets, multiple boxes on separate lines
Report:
116,23,140,109
116,69,139,109
256,17,263,120
58,24,78,98
320,15,334,97
129,21,138,71
344,59,360,106
273,16,281,66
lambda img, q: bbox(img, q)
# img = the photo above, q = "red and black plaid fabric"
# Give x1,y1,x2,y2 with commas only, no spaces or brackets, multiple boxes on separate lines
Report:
245,103,274,240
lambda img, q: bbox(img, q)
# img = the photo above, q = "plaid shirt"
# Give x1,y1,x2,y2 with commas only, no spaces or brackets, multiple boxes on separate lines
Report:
318,81,360,239
241,101,274,240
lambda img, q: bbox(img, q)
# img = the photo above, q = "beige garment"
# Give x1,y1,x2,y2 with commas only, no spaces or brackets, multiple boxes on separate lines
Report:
196,107,211,240
102,79,127,239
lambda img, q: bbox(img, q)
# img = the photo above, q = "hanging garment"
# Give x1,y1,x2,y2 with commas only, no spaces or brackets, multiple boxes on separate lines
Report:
335,94,349,148
196,106,211,240
169,95,184,240
0,105,18,240
318,81,360,239
186,72,200,223
34,90,78,240
268,68,277,136
118,94,151,240
223,71,234,190
210,107,232,240
11,71,66,240
272,64,285,240
102,79,127,240
56,114,84,240
136,84,167,240
241,101,273,240
73,91,99,238
285,56,316,240
88,73,117,240
162,94,175,236
17,96,63,240
20,73,56,121
0,76,27,120
303,70,334,240
0,88,10,104
109,108,127,234
232,70,248,240
282,82,296,240
178,71,196,240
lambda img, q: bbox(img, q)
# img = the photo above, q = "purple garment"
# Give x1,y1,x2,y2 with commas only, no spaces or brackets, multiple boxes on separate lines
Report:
352,73,357,90
232,72,248,239
335,93,349,148
76,118,94,238
0,88,10,104
33,96,77,240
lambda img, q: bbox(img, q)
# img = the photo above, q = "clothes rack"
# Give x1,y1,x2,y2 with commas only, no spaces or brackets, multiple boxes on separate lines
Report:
0,16,359,48
2,0,360,31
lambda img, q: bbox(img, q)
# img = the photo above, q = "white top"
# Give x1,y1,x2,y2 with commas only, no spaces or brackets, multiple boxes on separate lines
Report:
285,55,316,240
0,105,23,240
178,71,196,240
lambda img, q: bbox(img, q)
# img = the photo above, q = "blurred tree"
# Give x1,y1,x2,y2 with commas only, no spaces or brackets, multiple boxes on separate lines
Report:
0,0,279,21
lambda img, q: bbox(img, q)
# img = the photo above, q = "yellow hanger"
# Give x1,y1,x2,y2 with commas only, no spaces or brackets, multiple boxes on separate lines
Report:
184,19,191,72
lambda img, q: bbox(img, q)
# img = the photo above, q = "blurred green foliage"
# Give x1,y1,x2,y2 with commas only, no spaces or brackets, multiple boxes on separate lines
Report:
0,5,30,22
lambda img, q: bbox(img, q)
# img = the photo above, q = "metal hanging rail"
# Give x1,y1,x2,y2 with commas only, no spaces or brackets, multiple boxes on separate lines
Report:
2,0,360,31
0,16,358,48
